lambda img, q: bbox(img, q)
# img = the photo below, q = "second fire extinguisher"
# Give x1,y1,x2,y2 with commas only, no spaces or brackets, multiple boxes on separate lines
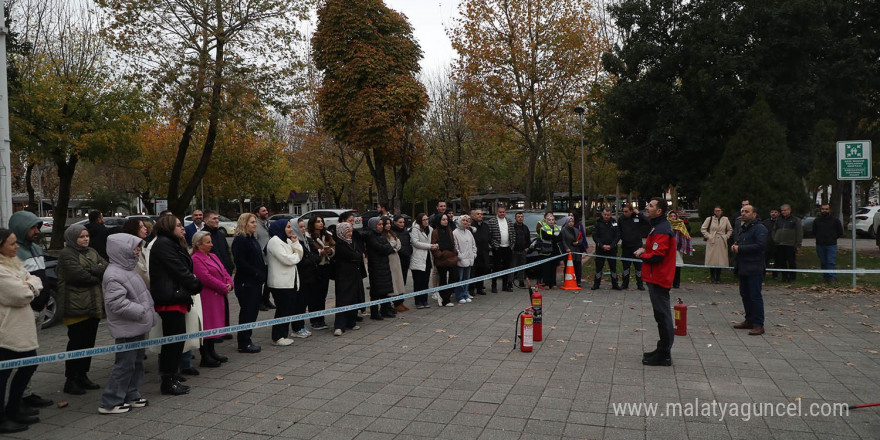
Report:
674,298,687,336
531,286,543,342
516,308,534,352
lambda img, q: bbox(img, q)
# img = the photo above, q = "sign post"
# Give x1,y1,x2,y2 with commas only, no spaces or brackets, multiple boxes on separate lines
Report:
837,140,872,288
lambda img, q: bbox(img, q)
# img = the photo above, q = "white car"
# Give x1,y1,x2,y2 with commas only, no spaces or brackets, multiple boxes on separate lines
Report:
184,214,237,236
38,217,53,234
853,206,880,238
297,209,362,229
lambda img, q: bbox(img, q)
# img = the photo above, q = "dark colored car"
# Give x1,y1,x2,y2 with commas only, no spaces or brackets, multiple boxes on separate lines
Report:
801,216,815,238
41,254,59,329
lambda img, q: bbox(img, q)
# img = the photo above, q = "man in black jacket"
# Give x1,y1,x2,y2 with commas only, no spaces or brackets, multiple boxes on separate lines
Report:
85,210,110,260
812,204,843,283
592,208,621,290
762,208,779,279
511,212,532,288
732,205,768,336
617,205,649,290
469,209,491,295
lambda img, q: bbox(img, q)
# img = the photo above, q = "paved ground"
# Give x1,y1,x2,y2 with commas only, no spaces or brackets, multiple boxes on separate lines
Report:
12,279,880,440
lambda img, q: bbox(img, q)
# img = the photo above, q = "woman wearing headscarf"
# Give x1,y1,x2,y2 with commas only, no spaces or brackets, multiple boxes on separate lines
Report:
266,219,304,345
409,213,434,308
668,211,694,288
391,215,412,311
430,214,458,307
149,215,202,395
231,213,266,353
536,213,562,288
364,217,395,319
331,223,364,335
384,218,406,304
99,233,154,414
700,205,732,282
190,230,232,365
293,218,320,338
453,215,477,304
0,229,43,432
57,224,107,395
305,216,335,330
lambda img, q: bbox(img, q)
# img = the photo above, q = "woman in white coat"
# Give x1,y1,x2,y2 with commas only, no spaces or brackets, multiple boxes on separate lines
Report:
452,215,477,304
409,213,435,308
265,219,304,346
701,205,732,282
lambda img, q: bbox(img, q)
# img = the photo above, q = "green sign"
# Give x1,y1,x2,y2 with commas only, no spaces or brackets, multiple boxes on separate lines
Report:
837,140,872,180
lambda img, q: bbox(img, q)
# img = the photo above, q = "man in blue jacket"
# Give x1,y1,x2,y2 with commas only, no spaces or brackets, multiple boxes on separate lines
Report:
732,205,769,336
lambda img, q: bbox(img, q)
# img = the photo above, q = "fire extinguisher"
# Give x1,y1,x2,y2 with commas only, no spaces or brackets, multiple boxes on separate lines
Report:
674,298,687,336
515,308,534,352
531,286,543,342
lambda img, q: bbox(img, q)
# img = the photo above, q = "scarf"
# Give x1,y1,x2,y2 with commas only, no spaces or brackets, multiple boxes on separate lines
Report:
65,224,88,251
435,223,455,251
668,212,693,255
336,222,353,244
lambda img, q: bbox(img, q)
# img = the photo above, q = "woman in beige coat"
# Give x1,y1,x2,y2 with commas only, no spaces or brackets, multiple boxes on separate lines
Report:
701,206,732,282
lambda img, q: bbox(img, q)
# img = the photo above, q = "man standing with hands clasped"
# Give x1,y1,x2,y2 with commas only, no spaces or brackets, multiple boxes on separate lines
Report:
732,205,769,335
634,198,677,366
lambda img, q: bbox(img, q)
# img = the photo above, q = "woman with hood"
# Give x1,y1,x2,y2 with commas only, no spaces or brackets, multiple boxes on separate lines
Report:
364,217,396,319
331,223,364,335
190,230,232,366
668,211,694,288
149,215,202,396
57,224,107,395
265,219,304,346
453,215,477,304
0,228,43,432
430,214,458,307
98,234,155,414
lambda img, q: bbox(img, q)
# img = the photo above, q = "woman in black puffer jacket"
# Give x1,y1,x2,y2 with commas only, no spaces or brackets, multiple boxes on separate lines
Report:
149,215,202,396
364,217,395,319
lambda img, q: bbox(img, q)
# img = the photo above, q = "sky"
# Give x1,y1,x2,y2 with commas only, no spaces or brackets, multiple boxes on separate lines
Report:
384,1,460,75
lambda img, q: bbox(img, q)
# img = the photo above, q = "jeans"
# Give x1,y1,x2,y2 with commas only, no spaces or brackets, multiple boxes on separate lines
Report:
648,283,674,352
100,334,146,409
738,274,765,327
816,244,838,280
511,250,527,284
456,266,472,301
435,266,458,304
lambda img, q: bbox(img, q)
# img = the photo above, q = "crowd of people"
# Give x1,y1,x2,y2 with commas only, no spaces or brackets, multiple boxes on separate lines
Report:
0,197,842,429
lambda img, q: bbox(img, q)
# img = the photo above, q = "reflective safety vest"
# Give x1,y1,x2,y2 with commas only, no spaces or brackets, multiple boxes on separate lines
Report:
536,221,560,255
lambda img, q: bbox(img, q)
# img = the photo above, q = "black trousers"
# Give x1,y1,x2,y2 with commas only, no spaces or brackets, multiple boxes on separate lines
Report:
334,310,358,330
648,283,674,352
0,348,37,415
290,285,309,332
775,245,797,281
270,287,296,341
412,268,431,306
309,265,331,325
235,281,262,348
158,311,186,376
469,254,489,293
541,255,561,287
65,317,100,378
436,266,458,304
491,247,513,288
594,249,618,282
620,245,642,283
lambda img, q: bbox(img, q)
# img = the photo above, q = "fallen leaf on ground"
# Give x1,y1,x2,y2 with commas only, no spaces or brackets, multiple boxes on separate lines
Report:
396,322,410,327
256,374,266,378
448,335,457,339
845,361,855,366
497,339,511,343
556,339,565,343
57,401,68,408
634,328,646,332
435,329,447,333
275,375,284,380
608,346,617,351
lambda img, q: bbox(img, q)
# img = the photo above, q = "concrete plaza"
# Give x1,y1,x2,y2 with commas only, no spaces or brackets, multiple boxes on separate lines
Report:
11,279,880,439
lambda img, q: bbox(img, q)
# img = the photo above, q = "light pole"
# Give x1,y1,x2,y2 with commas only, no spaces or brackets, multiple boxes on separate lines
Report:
574,106,586,224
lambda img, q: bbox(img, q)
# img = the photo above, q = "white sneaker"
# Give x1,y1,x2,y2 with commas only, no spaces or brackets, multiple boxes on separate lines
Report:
272,337,294,346
445,302,455,307
98,404,131,414
333,329,343,336
458,299,467,304
292,329,311,338
466,298,472,303
467,294,474,299
351,325,361,330
127,398,148,408
434,292,442,307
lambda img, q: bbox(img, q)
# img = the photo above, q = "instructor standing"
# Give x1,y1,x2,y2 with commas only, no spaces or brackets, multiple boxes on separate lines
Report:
732,205,769,336
634,198,676,366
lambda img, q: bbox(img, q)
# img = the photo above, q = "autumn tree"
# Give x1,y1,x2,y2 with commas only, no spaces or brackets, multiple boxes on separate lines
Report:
311,0,429,214
449,0,606,207
96,0,311,216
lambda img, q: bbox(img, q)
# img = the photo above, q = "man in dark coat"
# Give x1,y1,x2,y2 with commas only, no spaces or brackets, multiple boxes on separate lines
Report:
617,205,649,290
732,205,769,336
85,210,110,260
592,208,621,290
469,209,491,295
812,203,843,283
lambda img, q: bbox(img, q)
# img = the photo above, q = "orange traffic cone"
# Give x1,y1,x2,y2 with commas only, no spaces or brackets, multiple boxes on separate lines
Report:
560,254,581,291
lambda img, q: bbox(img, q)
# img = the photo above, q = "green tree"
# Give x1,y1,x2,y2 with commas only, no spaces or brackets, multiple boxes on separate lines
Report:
700,96,808,217
311,0,428,214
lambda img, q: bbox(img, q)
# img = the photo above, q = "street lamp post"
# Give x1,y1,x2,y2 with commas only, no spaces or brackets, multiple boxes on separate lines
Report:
574,106,586,225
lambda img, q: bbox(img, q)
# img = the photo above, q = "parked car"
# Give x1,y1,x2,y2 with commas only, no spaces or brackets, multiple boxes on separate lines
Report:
41,254,59,329
70,216,128,233
38,216,54,234
853,206,880,238
505,210,568,241
269,213,297,222
184,214,237,236
298,209,362,229
125,215,159,229
801,216,815,238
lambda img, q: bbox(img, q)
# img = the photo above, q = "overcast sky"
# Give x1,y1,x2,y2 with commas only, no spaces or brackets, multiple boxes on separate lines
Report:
384,1,460,75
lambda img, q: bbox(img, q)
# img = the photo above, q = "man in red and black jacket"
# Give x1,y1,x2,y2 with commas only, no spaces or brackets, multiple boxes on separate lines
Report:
635,197,677,366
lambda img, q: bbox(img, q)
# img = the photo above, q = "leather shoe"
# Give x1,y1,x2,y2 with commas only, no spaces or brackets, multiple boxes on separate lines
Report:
733,321,754,329
78,374,101,390
172,374,187,382
748,326,765,336
5,409,39,425
22,394,53,408
238,344,261,354
64,378,86,395
0,419,27,433
370,314,384,320
180,367,200,376
642,348,658,359
642,352,672,366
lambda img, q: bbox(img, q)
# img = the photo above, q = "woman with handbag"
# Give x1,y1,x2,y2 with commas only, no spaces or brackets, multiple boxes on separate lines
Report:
149,215,202,395
430,214,458,307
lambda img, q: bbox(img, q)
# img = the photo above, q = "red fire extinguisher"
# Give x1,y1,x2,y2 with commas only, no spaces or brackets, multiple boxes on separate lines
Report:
531,286,543,342
516,308,534,352
674,298,687,336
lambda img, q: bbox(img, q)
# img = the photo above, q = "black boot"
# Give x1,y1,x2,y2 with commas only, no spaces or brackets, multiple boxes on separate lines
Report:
161,375,190,395
642,350,672,366
621,277,629,290
370,305,383,320
0,417,27,433
4,407,38,425
63,378,86,395
636,279,645,291
611,275,621,291
591,278,601,290
199,346,221,368
77,373,101,390
207,339,228,363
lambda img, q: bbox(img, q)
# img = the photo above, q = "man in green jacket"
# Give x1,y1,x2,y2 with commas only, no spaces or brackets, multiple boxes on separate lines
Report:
773,204,802,283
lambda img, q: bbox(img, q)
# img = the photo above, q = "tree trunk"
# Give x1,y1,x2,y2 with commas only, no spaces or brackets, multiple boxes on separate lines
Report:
365,151,389,212
25,163,36,213
50,154,78,250
567,162,573,212
525,149,538,209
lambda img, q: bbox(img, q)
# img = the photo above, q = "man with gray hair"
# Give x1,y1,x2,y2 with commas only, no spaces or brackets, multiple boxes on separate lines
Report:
773,204,802,283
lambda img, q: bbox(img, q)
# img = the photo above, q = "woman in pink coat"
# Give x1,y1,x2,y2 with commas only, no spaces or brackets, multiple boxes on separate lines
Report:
190,231,232,366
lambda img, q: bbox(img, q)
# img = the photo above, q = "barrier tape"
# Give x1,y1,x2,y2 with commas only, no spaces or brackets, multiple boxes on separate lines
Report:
572,252,880,275
0,253,558,370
